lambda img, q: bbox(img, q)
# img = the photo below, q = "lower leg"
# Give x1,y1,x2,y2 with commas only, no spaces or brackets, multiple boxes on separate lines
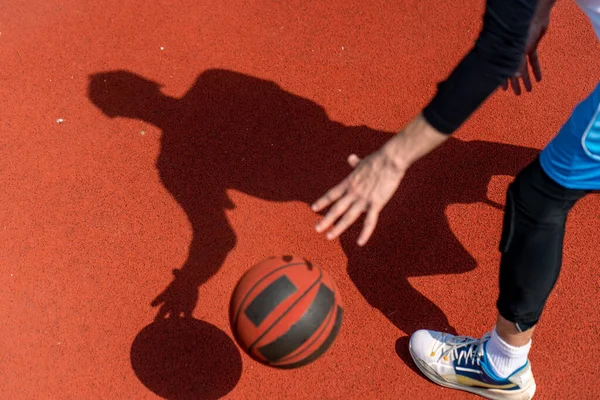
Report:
487,158,586,378
495,313,535,347
497,157,586,332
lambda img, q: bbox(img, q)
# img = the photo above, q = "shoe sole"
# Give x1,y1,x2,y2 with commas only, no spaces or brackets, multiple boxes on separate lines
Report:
408,342,536,400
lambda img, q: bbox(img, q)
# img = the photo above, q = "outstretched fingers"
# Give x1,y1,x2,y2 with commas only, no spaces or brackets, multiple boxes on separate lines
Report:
312,180,347,213
358,207,380,246
312,153,362,216
315,192,354,233
325,200,367,240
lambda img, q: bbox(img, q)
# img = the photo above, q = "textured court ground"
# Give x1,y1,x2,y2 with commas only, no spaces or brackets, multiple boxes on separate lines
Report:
2,1,599,399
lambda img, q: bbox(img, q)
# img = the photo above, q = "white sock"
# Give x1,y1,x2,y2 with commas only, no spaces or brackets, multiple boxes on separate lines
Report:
485,327,531,379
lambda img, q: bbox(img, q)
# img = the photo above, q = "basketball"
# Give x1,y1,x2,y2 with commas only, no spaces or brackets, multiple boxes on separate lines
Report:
229,255,343,369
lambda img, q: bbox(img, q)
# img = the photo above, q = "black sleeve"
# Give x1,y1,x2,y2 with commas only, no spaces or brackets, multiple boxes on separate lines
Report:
422,0,539,134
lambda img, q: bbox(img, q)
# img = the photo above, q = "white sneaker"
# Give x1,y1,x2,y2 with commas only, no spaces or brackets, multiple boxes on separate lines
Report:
408,330,536,400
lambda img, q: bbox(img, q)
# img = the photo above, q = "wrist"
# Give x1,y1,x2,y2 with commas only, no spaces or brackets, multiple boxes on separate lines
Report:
383,113,449,170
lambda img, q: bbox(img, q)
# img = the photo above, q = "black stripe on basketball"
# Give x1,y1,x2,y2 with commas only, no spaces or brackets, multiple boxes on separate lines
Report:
233,262,308,328
276,305,343,369
257,282,335,363
275,299,335,363
244,275,298,327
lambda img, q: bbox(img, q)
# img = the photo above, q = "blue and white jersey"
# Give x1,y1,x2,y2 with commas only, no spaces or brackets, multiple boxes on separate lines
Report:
575,0,600,39
539,0,600,190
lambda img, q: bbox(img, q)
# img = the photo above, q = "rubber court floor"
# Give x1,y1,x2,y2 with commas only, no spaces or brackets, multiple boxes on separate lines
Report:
2,0,599,399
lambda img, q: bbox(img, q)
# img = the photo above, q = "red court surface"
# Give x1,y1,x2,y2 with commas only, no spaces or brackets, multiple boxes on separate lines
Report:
2,1,599,399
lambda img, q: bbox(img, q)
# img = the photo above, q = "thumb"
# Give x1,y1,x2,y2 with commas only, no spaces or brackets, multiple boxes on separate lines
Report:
347,154,361,168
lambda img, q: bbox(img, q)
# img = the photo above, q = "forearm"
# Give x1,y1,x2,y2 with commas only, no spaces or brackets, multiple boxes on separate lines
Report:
422,0,540,134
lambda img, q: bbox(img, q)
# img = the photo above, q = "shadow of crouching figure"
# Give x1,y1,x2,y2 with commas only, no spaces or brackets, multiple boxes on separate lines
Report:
88,69,539,383
87,69,390,320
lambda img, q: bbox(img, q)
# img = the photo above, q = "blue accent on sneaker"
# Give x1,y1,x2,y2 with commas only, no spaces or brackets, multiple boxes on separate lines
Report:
482,341,530,381
450,338,524,391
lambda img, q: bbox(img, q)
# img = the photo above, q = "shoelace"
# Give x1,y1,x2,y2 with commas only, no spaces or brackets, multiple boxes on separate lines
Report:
434,332,492,367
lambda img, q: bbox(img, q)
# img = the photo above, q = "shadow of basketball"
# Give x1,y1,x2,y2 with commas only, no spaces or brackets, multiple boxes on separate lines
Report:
130,317,242,400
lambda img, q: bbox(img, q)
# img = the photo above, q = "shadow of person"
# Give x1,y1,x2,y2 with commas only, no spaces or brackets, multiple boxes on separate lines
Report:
88,69,539,382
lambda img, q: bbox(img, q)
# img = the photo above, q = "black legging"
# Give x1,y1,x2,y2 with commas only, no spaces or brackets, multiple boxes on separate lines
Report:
496,156,591,332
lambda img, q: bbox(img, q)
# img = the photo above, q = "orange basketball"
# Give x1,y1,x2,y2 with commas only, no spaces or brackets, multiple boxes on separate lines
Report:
229,255,343,369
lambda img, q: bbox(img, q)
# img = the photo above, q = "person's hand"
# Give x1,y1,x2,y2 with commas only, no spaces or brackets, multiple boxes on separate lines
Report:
501,14,550,95
312,114,449,246
312,150,406,246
